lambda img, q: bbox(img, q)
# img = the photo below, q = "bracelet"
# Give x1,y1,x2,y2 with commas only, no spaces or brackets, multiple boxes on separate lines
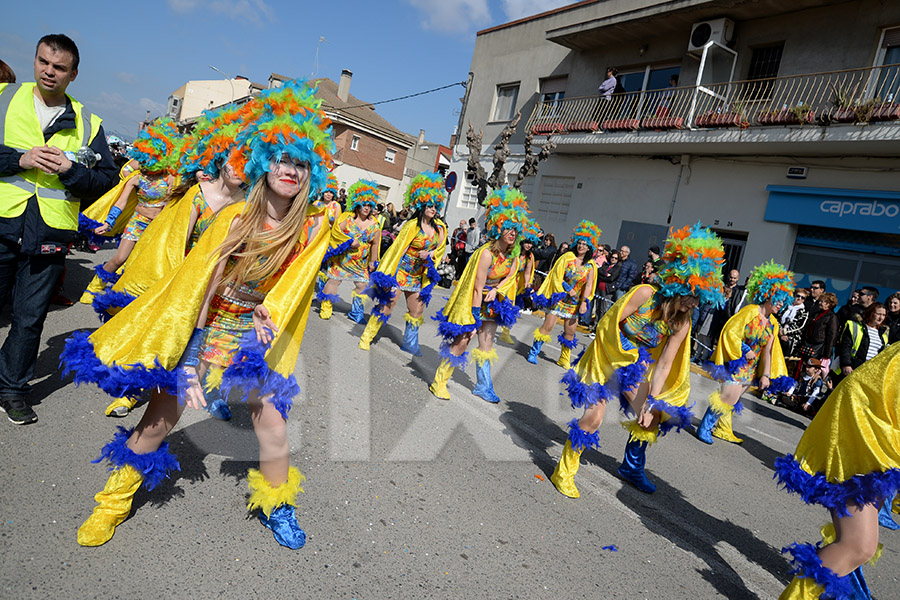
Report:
105,206,122,227
761,373,770,378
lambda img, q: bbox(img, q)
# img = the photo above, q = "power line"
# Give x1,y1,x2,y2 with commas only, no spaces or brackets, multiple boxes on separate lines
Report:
339,81,466,110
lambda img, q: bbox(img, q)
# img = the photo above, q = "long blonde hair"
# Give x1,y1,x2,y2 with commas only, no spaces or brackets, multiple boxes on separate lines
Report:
215,174,311,288
657,294,692,332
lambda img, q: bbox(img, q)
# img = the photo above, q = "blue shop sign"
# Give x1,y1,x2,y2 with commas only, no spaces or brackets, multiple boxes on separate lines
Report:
765,186,900,234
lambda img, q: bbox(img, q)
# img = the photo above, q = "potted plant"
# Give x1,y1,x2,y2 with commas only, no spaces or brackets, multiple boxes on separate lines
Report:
829,85,858,123
695,102,744,127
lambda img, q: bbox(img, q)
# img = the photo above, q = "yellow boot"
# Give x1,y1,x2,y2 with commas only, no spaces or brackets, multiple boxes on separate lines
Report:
105,396,137,417
77,465,143,546
550,440,583,498
319,299,333,320
556,345,572,370
499,327,515,345
429,359,455,400
711,402,743,444
358,316,384,350
79,274,106,304
778,576,825,600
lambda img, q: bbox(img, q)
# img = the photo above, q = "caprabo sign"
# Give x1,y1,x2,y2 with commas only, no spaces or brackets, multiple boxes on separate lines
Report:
765,185,900,234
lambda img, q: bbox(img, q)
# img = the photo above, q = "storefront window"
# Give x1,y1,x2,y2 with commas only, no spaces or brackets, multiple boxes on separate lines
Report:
791,245,900,305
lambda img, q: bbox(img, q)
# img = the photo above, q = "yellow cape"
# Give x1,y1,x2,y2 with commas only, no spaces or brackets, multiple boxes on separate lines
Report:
109,184,211,301
375,217,447,283
535,252,598,303
516,251,535,294
440,243,519,328
81,163,139,236
572,284,691,407
711,304,789,380
88,203,331,378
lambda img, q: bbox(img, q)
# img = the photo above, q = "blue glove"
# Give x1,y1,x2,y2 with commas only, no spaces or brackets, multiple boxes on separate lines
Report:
105,206,122,227
472,306,482,320
181,328,205,367
562,281,573,293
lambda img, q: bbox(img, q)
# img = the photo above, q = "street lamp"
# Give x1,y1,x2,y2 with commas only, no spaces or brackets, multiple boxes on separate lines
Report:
208,64,235,103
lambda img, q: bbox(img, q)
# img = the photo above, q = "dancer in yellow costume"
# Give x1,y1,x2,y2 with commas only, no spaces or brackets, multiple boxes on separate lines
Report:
93,104,247,419
79,118,181,303
498,217,540,345
78,160,140,248
526,220,600,369
61,80,335,550
774,343,900,599
550,223,726,497
429,186,530,402
358,171,447,355
317,179,381,323
697,261,795,445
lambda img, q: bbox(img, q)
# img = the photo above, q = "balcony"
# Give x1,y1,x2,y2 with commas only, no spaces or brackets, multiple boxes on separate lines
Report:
525,63,900,155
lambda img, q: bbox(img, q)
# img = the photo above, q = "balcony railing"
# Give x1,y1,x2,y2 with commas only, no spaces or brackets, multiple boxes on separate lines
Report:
525,63,900,136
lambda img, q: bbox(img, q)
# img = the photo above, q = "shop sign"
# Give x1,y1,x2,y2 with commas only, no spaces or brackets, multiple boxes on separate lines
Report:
765,185,900,234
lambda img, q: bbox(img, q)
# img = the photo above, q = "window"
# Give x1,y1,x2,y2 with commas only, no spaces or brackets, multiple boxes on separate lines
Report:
745,44,784,99
539,77,567,117
458,181,479,210
384,148,396,164
492,83,519,122
535,176,574,221
350,135,360,151
874,27,900,102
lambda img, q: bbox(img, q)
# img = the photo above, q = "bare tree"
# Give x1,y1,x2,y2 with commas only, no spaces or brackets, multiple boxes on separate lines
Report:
465,111,555,205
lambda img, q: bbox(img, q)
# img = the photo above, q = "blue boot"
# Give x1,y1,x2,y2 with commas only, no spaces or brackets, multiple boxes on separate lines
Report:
400,314,423,356
472,349,500,403
526,329,549,364
347,293,365,324
847,566,872,600
695,406,719,445
879,493,899,530
201,370,232,421
259,504,307,549
617,437,656,493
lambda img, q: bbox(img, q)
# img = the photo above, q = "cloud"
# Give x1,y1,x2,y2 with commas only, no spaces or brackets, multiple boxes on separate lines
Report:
82,92,165,139
166,0,272,25
405,0,492,35
115,72,139,86
166,0,203,12
501,0,572,21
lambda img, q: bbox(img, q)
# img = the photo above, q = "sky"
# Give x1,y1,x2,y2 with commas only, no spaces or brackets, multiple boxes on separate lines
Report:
2,0,572,143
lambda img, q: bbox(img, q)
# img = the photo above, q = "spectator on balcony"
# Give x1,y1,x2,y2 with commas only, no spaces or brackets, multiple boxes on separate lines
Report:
597,67,619,100
657,75,678,116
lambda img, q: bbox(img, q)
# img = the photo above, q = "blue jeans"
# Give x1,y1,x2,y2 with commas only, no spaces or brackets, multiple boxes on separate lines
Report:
0,240,65,396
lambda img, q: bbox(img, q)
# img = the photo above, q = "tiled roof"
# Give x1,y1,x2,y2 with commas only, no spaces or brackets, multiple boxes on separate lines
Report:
310,77,415,147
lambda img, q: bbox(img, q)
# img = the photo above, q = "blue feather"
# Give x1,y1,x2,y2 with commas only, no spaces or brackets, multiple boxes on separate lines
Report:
566,418,600,451
488,297,520,327
767,375,795,394
438,343,469,368
432,308,480,342
94,264,121,285
60,331,179,399
91,289,137,323
782,542,854,599
366,271,397,315
557,334,578,349
617,346,652,395
315,290,340,304
560,369,613,409
79,213,120,247
532,291,567,310
93,426,181,491
702,353,749,382
733,400,744,415
417,257,441,307
320,239,353,270
571,347,586,368
219,330,299,420
648,395,695,434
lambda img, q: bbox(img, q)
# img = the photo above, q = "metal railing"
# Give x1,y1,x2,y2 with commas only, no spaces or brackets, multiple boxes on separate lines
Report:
525,62,900,135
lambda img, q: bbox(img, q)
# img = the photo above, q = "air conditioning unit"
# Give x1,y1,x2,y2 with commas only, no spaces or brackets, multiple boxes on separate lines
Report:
688,18,734,53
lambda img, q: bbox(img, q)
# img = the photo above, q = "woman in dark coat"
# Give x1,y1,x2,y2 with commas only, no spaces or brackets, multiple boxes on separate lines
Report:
799,292,839,365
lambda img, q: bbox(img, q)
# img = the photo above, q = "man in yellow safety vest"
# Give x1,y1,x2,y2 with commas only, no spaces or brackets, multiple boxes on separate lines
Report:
0,34,116,424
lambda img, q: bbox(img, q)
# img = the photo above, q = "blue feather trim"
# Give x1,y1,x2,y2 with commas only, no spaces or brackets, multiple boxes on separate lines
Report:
647,395,695,435
60,330,179,399
560,369,614,410
767,375,795,394
774,454,900,516
733,400,744,415
438,343,469,368
417,257,441,307
702,353,749,382
618,394,635,417
372,307,391,323
567,418,600,451
315,290,340,304
366,271,397,314
93,264,121,285
782,542,854,599
557,334,578,349
571,347,586,368
91,289,137,323
320,239,353,270
531,291,567,310
79,213,121,247
93,426,181,491
432,308,480,342
489,297,520,327
618,346,653,395
219,330,300,420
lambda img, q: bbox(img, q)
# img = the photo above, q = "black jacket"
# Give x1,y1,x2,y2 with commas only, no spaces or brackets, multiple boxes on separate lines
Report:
596,261,621,293
0,95,117,254
802,309,838,359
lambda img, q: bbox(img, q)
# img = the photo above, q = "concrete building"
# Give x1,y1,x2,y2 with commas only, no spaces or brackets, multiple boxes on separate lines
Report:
400,128,453,203
167,77,264,122
447,0,900,302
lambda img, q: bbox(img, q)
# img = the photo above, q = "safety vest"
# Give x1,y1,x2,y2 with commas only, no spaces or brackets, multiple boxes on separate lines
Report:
833,320,889,373
0,82,102,231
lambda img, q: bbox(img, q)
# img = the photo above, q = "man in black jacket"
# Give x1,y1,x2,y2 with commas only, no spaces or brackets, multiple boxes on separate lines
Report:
0,34,116,424
613,245,639,300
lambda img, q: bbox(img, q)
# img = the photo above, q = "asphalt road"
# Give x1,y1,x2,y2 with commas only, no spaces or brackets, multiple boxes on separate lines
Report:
0,248,897,599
